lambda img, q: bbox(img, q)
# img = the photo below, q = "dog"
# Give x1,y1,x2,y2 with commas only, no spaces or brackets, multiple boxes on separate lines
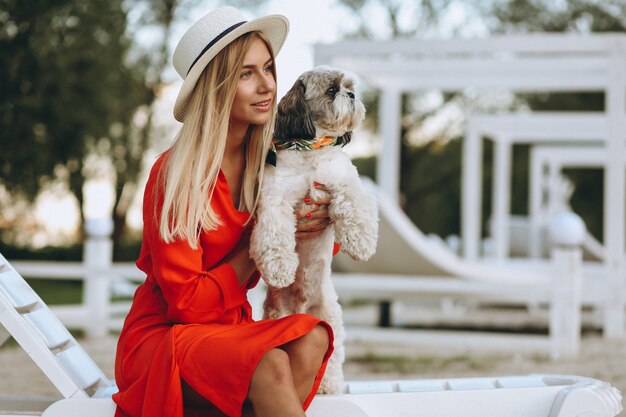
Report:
249,66,379,394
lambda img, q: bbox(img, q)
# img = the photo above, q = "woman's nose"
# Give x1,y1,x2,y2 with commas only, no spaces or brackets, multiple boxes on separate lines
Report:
259,73,275,93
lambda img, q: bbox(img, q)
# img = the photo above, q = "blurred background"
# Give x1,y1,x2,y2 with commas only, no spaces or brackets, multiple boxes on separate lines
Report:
2,0,626,407
3,0,624,261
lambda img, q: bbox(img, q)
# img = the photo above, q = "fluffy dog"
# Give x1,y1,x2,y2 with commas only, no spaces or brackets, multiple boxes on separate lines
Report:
250,66,379,394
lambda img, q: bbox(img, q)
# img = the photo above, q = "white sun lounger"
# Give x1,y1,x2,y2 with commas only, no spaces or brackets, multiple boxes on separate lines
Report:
33,375,623,417
0,252,622,416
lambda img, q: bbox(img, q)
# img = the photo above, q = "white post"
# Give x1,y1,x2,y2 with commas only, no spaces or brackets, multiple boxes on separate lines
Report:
491,137,513,260
462,120,483,260
528,147,545,259
603,48,626,339
83,218,113,339
378,88,402,203
548,212,585,360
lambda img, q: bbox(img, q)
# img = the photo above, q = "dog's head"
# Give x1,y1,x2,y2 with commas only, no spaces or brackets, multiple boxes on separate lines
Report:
274,66,366,145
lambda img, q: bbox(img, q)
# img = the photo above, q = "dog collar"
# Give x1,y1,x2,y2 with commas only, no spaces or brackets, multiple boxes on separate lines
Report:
273,136,339,151
266,136,344,166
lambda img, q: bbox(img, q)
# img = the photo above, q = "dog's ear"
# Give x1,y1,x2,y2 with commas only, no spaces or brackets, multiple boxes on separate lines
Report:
338,131,352,146
275,80,316,140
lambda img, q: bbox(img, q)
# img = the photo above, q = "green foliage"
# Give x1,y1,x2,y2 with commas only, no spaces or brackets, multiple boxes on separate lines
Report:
0,0,153,252
0,238,141,262
336,0,454,39
485,0,626,33
0,0,151,198
27,279,82,305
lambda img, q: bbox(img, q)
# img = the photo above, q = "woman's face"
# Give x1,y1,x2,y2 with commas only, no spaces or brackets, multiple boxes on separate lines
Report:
230,37,276,129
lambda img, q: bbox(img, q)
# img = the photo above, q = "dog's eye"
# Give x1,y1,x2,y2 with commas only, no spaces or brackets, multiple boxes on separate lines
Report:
326,86,338,97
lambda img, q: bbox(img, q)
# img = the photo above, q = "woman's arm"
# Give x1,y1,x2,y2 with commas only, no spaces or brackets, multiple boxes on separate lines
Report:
147,232,248,324
142,160,249,324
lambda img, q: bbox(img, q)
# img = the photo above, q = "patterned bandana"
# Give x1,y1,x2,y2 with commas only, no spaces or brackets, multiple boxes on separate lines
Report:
273,136,338,151
266,136,342,166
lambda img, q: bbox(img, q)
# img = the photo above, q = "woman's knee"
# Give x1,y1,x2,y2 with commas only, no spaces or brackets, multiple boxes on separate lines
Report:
251,348,292,387
305,324,330,356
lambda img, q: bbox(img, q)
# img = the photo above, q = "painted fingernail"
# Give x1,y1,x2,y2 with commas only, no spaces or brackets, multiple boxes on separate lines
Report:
304,197,311,204
306,213,312,218
311,227,317,232
313,181,320,187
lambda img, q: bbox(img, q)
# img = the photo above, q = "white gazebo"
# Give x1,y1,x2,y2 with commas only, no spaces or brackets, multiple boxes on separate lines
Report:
314,34,626,339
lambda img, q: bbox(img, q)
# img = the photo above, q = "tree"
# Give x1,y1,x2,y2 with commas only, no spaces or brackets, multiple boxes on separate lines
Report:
0,0,153,248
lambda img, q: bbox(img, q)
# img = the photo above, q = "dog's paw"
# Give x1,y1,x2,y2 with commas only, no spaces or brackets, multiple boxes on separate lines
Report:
261,252,299,288
338,231,377,261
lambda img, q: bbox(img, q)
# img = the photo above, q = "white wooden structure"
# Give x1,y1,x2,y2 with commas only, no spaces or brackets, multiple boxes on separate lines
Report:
463,112,606,262
333,179,599,359
0,252,622,416
529,145,615,260
314,34,626,339
9,218,138,339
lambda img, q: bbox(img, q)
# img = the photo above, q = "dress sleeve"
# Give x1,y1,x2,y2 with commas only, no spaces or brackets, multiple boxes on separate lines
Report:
147,236,247,324
142,158,247,324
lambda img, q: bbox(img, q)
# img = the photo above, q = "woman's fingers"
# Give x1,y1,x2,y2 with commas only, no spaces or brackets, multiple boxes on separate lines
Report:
295,218,332,239
294,182,332,239
295,204,328,221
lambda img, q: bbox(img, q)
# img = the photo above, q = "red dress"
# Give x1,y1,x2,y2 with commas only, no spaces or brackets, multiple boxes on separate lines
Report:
113,154,334,417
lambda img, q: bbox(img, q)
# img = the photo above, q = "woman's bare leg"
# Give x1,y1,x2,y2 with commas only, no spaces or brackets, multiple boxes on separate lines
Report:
248,348,305,417
183,348,304,417
181,325,330,417
280,324,330,403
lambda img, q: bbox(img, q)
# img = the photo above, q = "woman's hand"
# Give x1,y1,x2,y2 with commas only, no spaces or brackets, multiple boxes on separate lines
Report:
295,183,332,240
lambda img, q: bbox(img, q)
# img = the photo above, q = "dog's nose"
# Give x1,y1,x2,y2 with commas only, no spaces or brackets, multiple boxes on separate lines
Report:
347,92,355,99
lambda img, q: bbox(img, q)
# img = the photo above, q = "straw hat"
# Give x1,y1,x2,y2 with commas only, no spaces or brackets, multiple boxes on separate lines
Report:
172,6,289,122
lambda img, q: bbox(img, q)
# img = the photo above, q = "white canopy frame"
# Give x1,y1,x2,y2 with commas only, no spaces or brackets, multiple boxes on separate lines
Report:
314,34,626,339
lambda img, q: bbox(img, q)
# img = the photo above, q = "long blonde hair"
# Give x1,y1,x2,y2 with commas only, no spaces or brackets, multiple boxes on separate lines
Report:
158,32,276,248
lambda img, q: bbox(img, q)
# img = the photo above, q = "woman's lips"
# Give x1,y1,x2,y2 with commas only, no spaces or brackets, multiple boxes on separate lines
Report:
252,99,271,111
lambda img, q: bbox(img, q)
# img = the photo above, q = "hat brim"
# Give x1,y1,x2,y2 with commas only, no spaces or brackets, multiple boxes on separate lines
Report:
173,14,289,122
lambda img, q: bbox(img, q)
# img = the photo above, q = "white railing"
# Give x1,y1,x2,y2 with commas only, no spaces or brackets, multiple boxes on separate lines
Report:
7,213,588,359
10,219,144,339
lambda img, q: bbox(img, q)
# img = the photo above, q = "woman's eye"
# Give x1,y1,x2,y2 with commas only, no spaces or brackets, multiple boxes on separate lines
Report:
264,63,273,73
240,71,252,79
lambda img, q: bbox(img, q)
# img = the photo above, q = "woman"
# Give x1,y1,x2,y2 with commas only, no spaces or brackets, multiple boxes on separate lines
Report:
113,7,334,417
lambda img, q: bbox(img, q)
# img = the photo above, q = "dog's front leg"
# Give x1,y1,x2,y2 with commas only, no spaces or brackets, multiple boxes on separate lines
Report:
250,173,305,288
316,156,378,261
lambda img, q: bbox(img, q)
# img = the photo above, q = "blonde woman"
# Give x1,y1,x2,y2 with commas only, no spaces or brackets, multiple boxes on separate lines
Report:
113,7,334,417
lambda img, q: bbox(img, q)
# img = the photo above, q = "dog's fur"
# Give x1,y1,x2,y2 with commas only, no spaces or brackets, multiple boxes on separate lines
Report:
250,66,378,394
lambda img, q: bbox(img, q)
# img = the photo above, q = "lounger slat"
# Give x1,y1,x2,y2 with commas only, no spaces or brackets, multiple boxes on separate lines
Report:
0,269,39,312
26,308,73,349
56,345,103,390
398,379,446,392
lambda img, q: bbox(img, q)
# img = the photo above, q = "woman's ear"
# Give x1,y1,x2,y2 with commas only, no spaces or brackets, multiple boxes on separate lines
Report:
274,80,316,140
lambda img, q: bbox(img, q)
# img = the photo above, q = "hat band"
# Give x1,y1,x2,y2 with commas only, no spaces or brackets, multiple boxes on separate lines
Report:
186,21,247,76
